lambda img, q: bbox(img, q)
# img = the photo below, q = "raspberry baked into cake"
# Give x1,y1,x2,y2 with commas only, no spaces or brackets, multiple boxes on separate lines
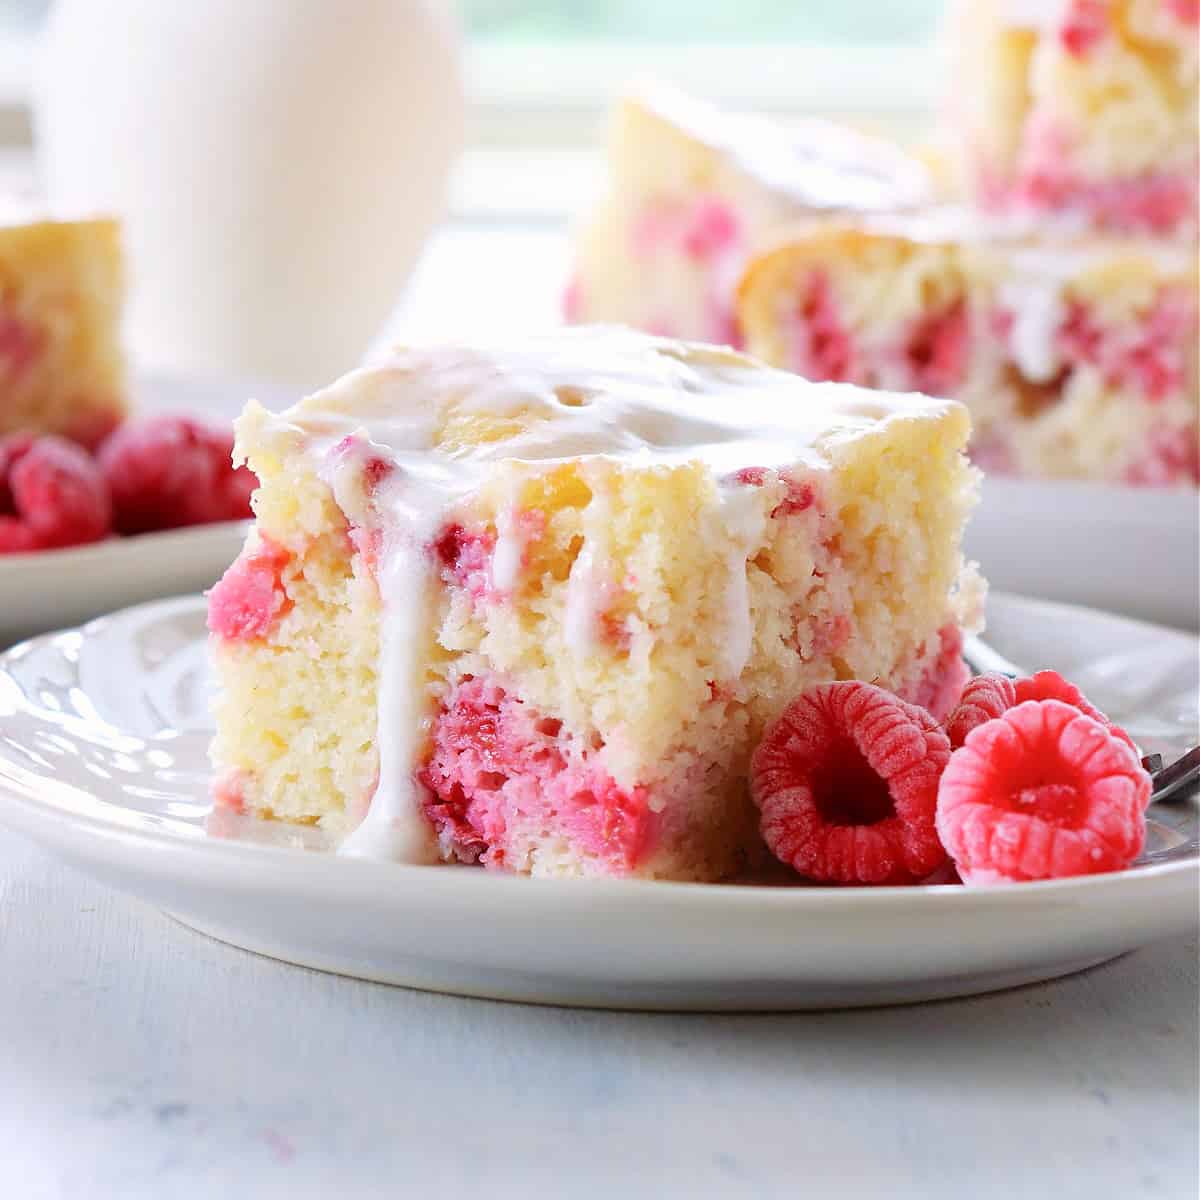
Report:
948,0,1199,236
567,86,934,347
207,329,983,881
738,216,1198,484
0,213,126,448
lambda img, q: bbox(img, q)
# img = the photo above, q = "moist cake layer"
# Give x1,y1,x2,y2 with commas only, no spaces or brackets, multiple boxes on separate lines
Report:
0,215,126,448
208,328,983,880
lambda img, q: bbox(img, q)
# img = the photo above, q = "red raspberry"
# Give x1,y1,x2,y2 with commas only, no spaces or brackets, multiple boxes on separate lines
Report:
0,518,38,552
0,433,111,553
1014,670,1136,752
936,700,1150,884
945,674,1017,749
97,414,256,535
0,431,35,493
905,299,969,398
1060,0,1109,57
751,681,951,885
944,668,1136,753
207,536,292,641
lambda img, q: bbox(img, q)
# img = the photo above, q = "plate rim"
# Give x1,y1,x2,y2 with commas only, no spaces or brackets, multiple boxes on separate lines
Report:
0,589,1195,913
0,770,1195,909
0,518,250,574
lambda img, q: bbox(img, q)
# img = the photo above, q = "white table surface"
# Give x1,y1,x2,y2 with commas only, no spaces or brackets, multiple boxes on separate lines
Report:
1,830,1196,1199
2,224,1198,1197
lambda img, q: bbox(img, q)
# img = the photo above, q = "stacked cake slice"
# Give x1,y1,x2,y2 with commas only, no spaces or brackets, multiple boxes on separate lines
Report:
949,0,1198,236
208,329,983,880
0,214,126,448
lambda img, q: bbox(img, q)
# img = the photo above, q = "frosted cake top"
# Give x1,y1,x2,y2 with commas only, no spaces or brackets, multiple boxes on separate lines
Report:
623,83,933,213
242,326,961,481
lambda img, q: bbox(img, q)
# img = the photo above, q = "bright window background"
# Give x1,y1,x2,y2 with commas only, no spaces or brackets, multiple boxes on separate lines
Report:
463,0,942,43
0,1,947,218
458,1,946,218
0,0,947,109
0,0,945,39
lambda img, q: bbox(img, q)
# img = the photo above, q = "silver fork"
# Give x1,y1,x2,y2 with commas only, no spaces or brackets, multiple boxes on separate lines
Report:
962,636,1200,807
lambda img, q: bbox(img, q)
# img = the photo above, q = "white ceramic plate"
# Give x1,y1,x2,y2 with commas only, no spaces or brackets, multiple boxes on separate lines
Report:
968,477,1199,633
0,371,295,646
0,591,1195,1011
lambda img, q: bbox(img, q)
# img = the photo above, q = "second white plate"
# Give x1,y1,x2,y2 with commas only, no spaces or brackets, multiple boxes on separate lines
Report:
966,477,1198,632
0,370,294,645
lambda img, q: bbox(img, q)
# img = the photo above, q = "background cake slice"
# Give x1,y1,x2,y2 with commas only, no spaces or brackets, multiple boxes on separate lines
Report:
0,214,127,448
737,213,971,399
208,329,982,881
947,0,1199,236
566,86,934,348
738,216,1198,485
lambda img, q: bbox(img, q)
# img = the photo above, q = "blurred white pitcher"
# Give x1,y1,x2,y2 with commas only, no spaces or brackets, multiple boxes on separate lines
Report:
35,0,464,389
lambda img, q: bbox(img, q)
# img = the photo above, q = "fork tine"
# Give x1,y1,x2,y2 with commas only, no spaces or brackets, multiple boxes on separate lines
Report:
961,636,1021,679
1151,745,1200,806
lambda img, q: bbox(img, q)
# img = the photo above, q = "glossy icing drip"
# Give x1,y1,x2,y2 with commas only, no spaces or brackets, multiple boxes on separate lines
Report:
998,278,1066,383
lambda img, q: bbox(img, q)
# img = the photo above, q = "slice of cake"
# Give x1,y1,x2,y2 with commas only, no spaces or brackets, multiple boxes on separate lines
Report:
737,213,972,398
0,214,127,448
947,0,1199,236
566,86,934,348
738,217,1199,485
207,328,983,881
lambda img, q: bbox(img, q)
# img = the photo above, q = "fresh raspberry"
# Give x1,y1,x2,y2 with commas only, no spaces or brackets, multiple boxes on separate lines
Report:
1060,0,1109,57
0,432,35,513
945,674,1017,749
944,669,1136,753
936,700,1150,884
97,414,256,535
751,681,951,885
206,536,292,641
904,299,969,398
0,433,111,552
0,517,39,553
431,521,496,597
1014,670,1137,752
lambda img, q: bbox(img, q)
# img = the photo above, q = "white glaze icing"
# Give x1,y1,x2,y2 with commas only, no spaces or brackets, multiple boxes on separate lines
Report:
997,278,1066,383
244,327,959,863
564,477,614,656
715,482,768,680
629,84,932,213
339,505,443,863
490,501,523,593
